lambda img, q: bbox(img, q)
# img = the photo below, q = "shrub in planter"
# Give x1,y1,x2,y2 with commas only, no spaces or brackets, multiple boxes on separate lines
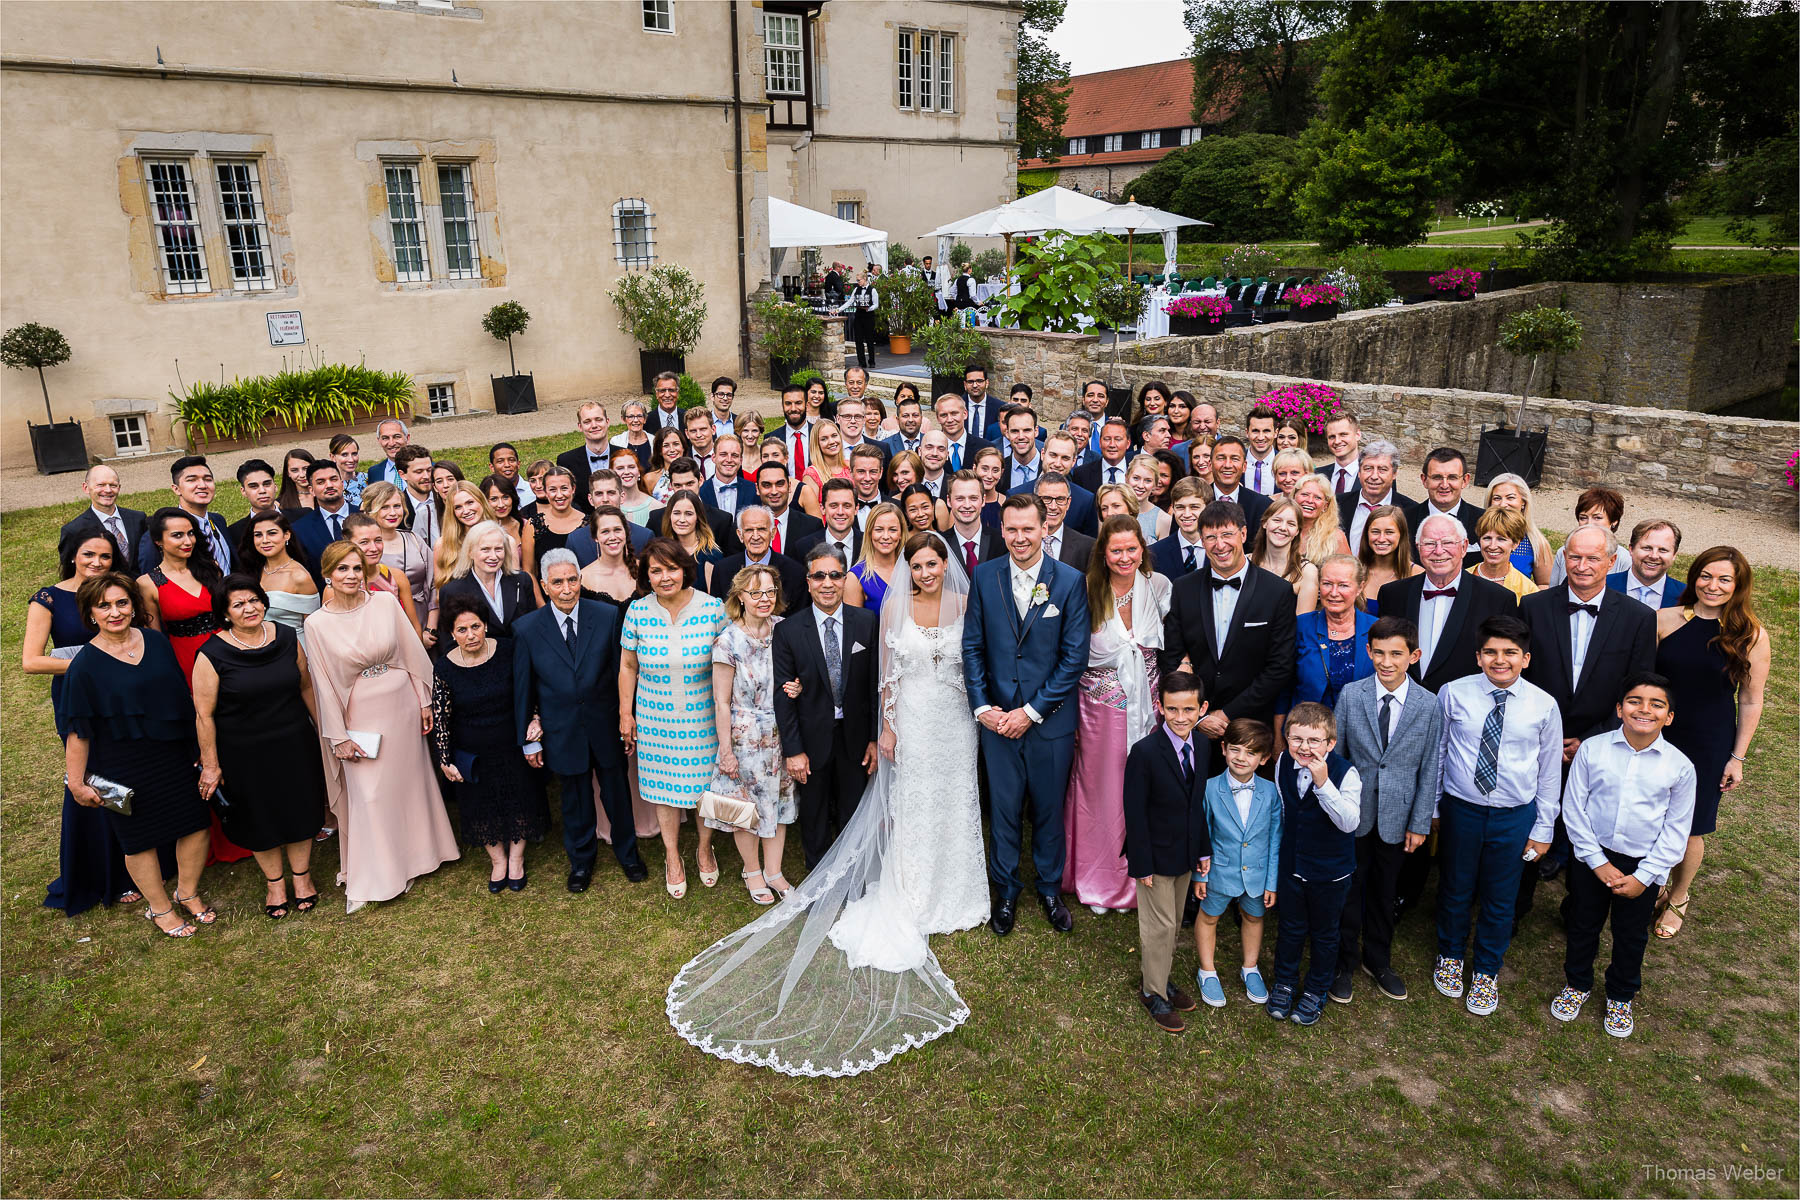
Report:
608,264,708,392
996,231,1126,333
677,373,706,410
876,270,939,353
786,368,831,407
1428,267,1481,299
2,322,86,472
753,293,822,388
948,241,973,270
1286,282,1345,322
916,319,993,398
1486,303,1582,485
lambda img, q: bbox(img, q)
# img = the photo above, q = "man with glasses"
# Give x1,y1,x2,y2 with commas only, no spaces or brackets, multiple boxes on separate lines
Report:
1375,514,1516,695
1034,473,1093,569
1036,430,1098,536
772,544,880,868
708,376,739,437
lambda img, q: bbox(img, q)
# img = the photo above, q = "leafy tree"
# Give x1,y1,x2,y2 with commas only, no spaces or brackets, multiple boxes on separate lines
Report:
1017,0,1072,161
1183,0,1347,135
1295,120,1459,249
1125,133,1305,242
1310,1,1796,276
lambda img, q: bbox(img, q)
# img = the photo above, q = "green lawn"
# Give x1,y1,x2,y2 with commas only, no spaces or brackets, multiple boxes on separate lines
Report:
1674,216,1789,246
4,456,1797,1196
1121,238,1796,277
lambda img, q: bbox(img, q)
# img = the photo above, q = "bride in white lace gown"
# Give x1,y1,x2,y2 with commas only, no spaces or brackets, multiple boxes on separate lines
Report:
667,533,987,1076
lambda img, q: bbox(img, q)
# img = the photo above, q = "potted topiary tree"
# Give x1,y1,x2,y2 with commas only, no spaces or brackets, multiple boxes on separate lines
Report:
1483,303,1583,486
1092,276,1147,412
2,322,87,474
877,269,940,356
915,319,993,401
608,264,708,392
482,301,536,414
752,293,823,389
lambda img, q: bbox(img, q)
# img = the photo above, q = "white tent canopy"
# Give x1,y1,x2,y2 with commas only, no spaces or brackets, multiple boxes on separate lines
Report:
921,187,1210,282
768,197,887,281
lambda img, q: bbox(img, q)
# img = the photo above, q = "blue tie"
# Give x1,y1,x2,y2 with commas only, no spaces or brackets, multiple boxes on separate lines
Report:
950,443,963,472
1473,689,1508,795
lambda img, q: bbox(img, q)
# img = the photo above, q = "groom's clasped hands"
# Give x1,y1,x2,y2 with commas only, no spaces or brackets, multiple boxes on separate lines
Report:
978,708,1034,739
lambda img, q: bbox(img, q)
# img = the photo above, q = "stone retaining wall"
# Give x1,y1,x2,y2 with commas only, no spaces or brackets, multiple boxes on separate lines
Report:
1083,361,1797,519
1110,277,1796,413
973,326,1101,411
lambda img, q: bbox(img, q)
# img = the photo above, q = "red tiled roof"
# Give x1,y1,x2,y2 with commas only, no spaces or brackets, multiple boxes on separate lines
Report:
1017,58,1236,169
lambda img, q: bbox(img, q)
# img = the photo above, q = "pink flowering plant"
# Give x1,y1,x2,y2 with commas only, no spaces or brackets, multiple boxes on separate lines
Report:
1428,267,1482,298
1164,294,1234,322
1285,283,1346,309
1785,449,1799,490
1256,382,1344,433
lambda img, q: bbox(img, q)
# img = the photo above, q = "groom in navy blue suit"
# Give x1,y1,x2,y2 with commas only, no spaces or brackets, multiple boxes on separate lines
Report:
963,494,1090,936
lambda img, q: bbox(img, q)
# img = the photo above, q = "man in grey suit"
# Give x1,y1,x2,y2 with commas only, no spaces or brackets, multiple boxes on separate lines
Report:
1330,615,1445,1004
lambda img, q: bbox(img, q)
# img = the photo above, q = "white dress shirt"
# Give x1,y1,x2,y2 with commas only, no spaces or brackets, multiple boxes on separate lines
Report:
1175,532,1205,572
316,500,352,544
711,480,740,518
1245,450,1278,495
1561,730,1697,887
973,555,1046,725
1375,675,1410,741
556,604,580,642
1348,488,1396,554
1437,674,1562,839
1211,560,1248,650
785,422,812,466
894,432,923,455
770,507,795,553
1281,753,1364,880
1326,460,1359,494
473,569,506,617
1098,458,1130,486
812,602,847,718
1043,529,1063,563
821,529,855,568
946,435,975,472
1416,573,1460,669
1227,775,1257,827
921,472,946,498
1624,571,1666,609
1567,588,1603,685
92,505,132,565
1008,451,1041,491
407,490,439,546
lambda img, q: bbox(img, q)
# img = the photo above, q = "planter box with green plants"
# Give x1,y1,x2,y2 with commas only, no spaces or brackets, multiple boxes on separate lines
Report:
2,321,87,474
875,269,940,355
172,361,414,452
1163,293,1241,336
482,301,536,414
1285,282,1345,322
608,264,708,394
752,293,823,390
915,319,994,401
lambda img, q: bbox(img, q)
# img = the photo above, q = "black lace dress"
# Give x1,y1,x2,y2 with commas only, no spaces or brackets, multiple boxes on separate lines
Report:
430,640,548,846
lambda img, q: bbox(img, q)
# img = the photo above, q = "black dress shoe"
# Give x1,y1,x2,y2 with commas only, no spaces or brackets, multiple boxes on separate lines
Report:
990,896,1017,937
507,870,527,893
622,860,649,883
487,877,506,894
1363,963,1408,1000
567,869,592,894
1329,968,1354,1004
1039,893,1074,933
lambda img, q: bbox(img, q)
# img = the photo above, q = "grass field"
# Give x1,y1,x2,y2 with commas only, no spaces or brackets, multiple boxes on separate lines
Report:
3,451,1796,1197
1112,238,1797,277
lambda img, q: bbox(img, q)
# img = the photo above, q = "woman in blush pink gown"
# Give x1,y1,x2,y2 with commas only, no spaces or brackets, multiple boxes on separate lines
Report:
304,542,459,912
1064,517,1171,914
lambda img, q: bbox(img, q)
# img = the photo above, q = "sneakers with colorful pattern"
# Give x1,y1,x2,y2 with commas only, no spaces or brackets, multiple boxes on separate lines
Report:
1604,999,1635,1038
1433,955,1465,999
1465,972,1500,1016
1550,986,1591,1023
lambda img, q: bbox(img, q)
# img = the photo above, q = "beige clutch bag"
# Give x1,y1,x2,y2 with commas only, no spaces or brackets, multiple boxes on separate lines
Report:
699,790,759,831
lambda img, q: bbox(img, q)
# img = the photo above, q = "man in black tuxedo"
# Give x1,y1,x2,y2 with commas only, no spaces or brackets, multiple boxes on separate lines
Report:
136,455,234,574
642,459,737,553
793,478,863,566
515,550,646,890
1071,417,1137,493
681,405,719,483
934,393,992,474
1374,513,1516,693
555,401,615,512
646,371,685,434
962,364,1001,442
1158,500,1298,763
1204,436,1270,544
1405,447,1484,567
711,505,808,615
60,464,145,574
698,435,758,519
1035,473,1095,569
772,543,881,868
1338,439,1414,555
942,471,1003,584
1150,478,1210,579
754,461,822,557
1515,525,1657,917
846,443,892,528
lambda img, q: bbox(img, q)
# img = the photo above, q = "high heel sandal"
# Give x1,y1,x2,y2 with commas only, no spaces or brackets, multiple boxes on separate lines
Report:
262,872,290,920
698,852,721,888
765,872,793,899
144,904,196,939
172,890,217,924
290,868,319,913
742,868,775,906
1655,894,1689,940
666,862,688,900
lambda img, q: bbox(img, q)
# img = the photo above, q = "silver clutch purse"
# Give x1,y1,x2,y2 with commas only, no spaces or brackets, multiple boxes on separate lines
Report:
79,773,134,816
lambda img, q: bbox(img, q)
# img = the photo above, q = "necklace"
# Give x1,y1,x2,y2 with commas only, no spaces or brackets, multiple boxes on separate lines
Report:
223,624,273,651
1113,579,1136,608
97,630,139,660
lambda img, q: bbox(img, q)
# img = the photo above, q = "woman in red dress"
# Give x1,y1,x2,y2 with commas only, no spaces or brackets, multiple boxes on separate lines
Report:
137,507,251,864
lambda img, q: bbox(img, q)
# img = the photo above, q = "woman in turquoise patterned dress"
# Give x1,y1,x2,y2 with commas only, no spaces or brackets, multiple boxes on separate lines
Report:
620,537,728,899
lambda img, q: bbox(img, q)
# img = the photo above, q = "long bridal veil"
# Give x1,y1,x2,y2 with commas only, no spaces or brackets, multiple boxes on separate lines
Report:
666,538,973,1078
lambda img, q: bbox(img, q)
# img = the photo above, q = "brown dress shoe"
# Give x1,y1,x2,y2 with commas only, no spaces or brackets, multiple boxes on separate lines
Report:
1140,990,1186,1034
1166,984,1197,1012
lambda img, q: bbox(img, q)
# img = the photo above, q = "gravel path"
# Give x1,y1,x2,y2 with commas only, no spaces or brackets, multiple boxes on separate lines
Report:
6,391,1794,569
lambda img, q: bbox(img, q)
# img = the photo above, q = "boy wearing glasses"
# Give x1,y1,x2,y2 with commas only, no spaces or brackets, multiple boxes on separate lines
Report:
1265,702,1362,1027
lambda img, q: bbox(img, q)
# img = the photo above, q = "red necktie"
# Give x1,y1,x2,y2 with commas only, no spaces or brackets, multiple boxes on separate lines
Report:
1336,467,1351,494
965,538,978,576
771,520,782,555
792,431,806,478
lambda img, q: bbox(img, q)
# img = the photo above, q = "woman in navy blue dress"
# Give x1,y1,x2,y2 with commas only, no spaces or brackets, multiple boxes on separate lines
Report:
21,535,141,917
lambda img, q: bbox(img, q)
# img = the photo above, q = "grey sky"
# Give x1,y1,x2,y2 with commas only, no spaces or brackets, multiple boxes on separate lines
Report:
1045,0,1190,77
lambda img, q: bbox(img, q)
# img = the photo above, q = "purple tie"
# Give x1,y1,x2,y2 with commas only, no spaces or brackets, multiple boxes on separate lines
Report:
1253,459,1264,492
1336,467,1351,494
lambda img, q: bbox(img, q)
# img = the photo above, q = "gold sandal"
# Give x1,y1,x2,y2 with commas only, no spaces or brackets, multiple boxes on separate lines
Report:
1655,895,1689,940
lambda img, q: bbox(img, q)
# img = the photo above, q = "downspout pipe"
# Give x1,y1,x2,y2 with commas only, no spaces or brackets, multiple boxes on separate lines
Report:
729,1,751,376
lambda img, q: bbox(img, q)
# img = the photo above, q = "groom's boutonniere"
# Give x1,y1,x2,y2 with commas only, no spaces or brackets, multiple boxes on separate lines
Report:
1030,582,1049,608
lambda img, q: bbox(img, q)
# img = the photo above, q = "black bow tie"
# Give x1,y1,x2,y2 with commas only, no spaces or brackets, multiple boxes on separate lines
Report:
1210,575,1242,591
1567,602,1600,617
1422,587,1458,600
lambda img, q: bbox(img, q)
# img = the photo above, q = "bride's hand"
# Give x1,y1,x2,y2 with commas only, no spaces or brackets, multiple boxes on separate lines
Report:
878,729,896,761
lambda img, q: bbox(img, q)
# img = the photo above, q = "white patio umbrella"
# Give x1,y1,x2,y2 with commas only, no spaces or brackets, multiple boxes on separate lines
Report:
921,186,1123,281
1063,199,1211,276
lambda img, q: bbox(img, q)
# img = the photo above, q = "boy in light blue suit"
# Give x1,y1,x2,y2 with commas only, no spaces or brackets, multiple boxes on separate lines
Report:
1193,718,1282,1008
